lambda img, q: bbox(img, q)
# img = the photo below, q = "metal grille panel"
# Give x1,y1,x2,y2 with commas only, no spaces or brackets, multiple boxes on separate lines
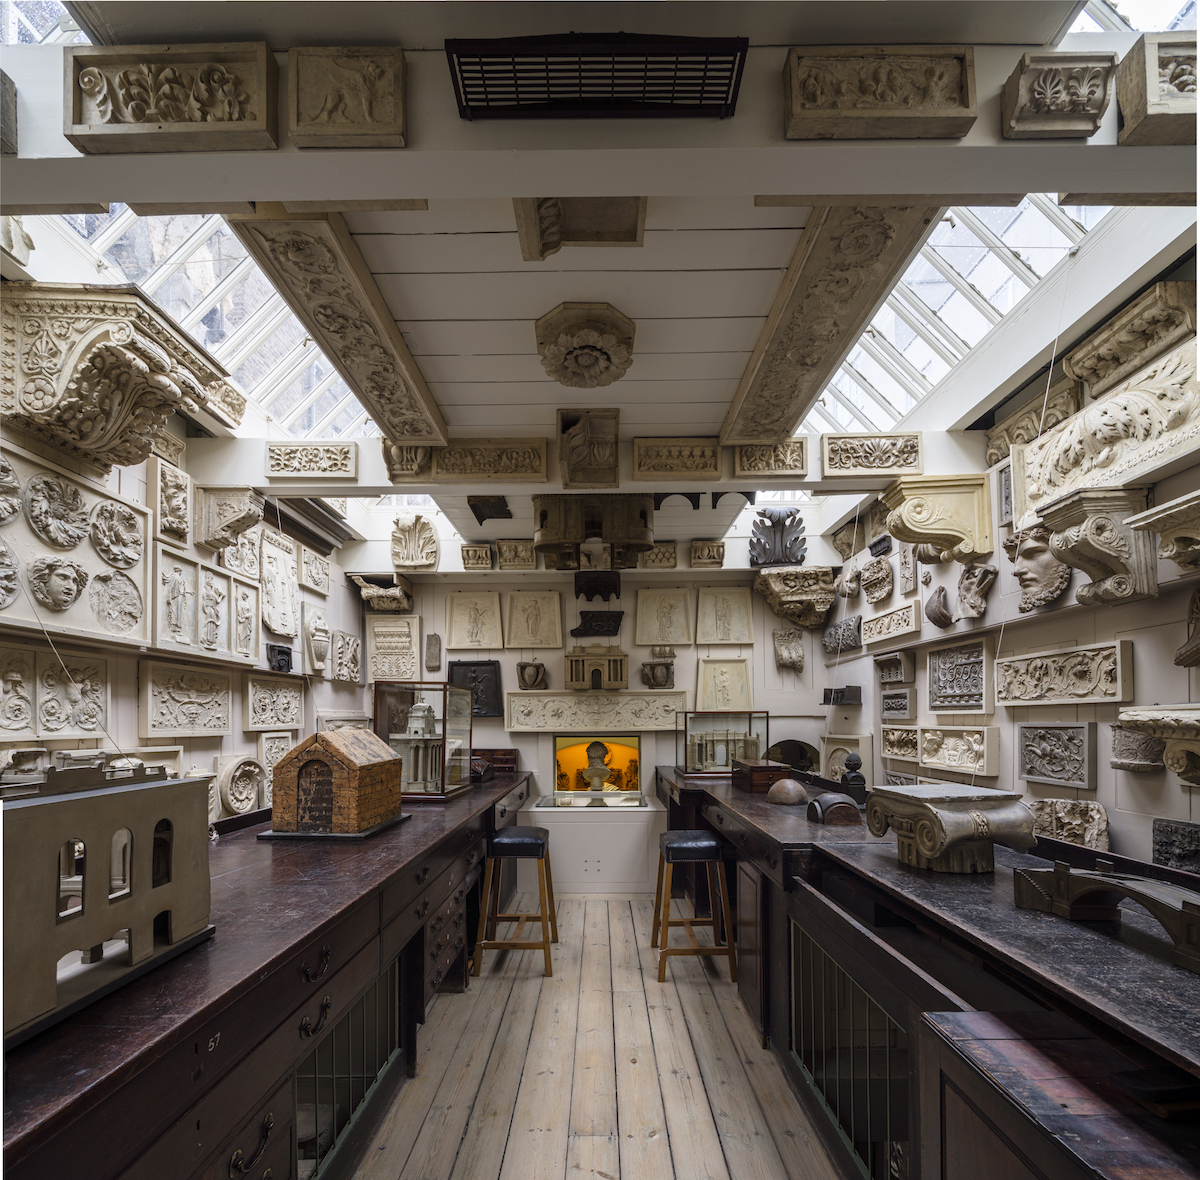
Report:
791,923,908,1178
445,33,748,119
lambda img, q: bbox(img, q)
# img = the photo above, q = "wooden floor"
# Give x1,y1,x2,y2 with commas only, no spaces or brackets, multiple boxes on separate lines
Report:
357,894,841,1180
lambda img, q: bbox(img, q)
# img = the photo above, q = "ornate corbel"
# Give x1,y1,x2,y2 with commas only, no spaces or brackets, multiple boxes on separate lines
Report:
881,475,992,564
1118,705,1200,785
1040,488,1157,605
1125,488,1200,571
1,282,238,475
195,488,266,551
752,566,837,628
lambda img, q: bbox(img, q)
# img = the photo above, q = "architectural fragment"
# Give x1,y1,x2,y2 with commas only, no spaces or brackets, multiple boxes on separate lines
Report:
534,493,651,568
228,208,447,443
517,661,548,690
424,634,441,672
384,437,548,484
1018,723,1097,790
1002,526,1071,612
0,70,16,155
919,726,1000,776
924,585,953,628
834,566,861,599
733,442,807,478
867,783,1033,873
823,615,862,656
749,506,807,567
696,586,753,645
302,603,330,676
690,540,725,569
496,540,536,571
783,46,976,139
365,614,419,682
1001,52,1117,139
875,652,915,684
995,640,1133,707
244,674,303,731
986,381,1082,467
139,660,231,739
820,734,873,784
1028,799,1109,849
1115,32,1197,146
882,475,992,563
1014,340,1198,524
538,304,634,389
330,631,361,682
461,544,492,571
928,639,991,714
567,644,629,692
215,755,266,816
266,442,358,478
954,561,997,619
1125,487,1200,570
1065,282,1196,399
721,205,941,445
640,646,675,689
821,433,923,477
298,548,330,595
557,409,620,488
860,556,892,604
194,487,264,551
881,725,919,760
392,514,439,573
504,690,686,732
1110,724,1166,772
632,437,721,480
349,575,412,612
831,519,867,560
260,530,300,638
881,689,914,721
862,601,921,643
288,46,406,148
641,542,677,569
1178,589,1200,669
754,566,836,628
1117,705,1200,784
1040,487,1157,605
1,283,240,474
64,43,278,153
773,630,805,672
1152,818,1200,872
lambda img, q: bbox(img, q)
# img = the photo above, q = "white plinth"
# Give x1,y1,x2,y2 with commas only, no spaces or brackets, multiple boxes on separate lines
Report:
517,795,667,895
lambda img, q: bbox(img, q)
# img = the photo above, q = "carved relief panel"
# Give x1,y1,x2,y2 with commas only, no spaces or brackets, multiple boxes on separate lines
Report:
260,528,300,638
632,438,722,480
36,651,109,740
862,601,921,644
881,725,919,762
0,644,36,741
289,47,406,148
365,614,420,683
1001,52,1117,139
733,442,806,478
329,631,362,683
881,689,914,721
221,523,261,580
918,726,1000,776
505,690,687,732
986,379,1080,467
244,674,304,732
148,456,191,550
821,433,923,478
1017,723,1097,790
267,442,358,478
641,542,677,569
927,639,993,715
1,445,152,648
139,660,233,739
995,640,1133,707
298,546,330,595
496,540,537,571
505,591,563,649
303,602,330,677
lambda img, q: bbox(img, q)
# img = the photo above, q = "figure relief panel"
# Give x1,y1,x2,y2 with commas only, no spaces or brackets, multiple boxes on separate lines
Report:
505,591,563,649
260,528,300,638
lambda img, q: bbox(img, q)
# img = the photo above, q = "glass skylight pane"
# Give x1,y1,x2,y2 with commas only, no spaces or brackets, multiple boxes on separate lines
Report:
103,213,208,284
868,310,951,385
281,377,343,434
326,399,370,437
843,347,916,414
900,259,994,345
61,204,127,242
975,202,1073,277
205,270,277,349
152,227,247,322
267,355,337,419
232,318,307,389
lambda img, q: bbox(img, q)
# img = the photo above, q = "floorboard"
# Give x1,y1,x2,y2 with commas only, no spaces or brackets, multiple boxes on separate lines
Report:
355,896,841,1180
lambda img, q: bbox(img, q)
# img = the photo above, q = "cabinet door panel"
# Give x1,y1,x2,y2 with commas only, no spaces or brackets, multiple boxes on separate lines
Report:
736,861,766,1037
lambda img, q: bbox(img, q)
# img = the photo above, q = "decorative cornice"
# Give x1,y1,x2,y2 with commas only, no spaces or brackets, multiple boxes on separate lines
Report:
752,565,837,628
882,474,992,563
986,378,1080,467
821,432,923,478
505,690,686,732
1118,704,1200,784
1125,486,1200,570
632,437,721,480
1,282,237,474
1040,487,1157,605
1001,51,1117,139
267,442,357,478
720,205,941,445
227,208,448,443
1064,281,1195,399
195,487,264,551
384,437,548,484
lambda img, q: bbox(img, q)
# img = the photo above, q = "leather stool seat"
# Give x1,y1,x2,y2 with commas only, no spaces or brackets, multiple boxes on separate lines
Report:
660,829,722,863
490,826,549,858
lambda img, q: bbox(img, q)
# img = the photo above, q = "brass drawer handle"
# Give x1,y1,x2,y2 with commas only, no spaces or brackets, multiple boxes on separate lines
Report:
299,996,332,1039
300,944,331,982
466,850,478,865
415,899,430,920
228,1112,273,1176
416,865,430,884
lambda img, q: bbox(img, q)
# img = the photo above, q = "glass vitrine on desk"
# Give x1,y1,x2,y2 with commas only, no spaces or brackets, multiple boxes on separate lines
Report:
372,681,472,800
533,793,649,809
675,710,769,775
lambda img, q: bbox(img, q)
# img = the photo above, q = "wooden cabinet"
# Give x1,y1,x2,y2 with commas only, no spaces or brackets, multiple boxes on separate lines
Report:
735,861,767,1045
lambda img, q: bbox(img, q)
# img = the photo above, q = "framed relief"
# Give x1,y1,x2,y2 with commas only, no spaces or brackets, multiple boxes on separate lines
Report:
635,587,693,647
695,586,753,645
139,660,233,739
696,658,752,710
221,523,261,580
154,545,200,650
36,650,110,740
260,528,300,639
147,455,191,549
505,590,563,649
365,613,420,682
244,673,304,732
446,591,503,649
230,575,261,664
298,546,331,595
448,659,503,717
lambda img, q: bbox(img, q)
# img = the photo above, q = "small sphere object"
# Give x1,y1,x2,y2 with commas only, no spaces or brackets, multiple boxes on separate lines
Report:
767,777,808,806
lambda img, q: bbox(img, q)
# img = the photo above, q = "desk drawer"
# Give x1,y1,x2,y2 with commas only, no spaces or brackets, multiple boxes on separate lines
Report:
196,1075,294,1180
380,820,485,929
702,803,783,885
382,839,483,963
493,782,528,829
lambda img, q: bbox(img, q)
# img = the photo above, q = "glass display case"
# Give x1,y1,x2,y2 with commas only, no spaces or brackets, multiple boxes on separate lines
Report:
553,734,642,803
372,681,472,800
675,711,770,775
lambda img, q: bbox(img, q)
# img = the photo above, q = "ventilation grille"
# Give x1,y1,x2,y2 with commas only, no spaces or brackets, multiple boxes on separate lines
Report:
445,33,749,120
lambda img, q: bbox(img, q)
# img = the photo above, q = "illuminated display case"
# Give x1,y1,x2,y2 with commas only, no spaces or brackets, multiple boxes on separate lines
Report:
675,711,769,775
553,734,642,802
372,681,473,800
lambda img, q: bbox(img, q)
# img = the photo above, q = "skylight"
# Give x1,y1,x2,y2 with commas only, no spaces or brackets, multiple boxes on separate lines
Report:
797,196,1112,435
58,205,381,441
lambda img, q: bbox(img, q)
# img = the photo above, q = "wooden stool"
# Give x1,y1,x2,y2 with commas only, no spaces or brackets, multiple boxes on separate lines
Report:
651,830,737,984
472,826,558,978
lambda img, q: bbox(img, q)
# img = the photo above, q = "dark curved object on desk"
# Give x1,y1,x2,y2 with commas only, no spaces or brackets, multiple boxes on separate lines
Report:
806,793,862,826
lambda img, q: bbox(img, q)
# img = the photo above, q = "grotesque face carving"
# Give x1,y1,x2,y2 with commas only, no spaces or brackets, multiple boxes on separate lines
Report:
1003,527,1071,612
955,561,998,619
29,557,88,610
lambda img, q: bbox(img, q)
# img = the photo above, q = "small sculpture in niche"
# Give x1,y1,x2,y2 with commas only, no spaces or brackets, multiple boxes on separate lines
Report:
161,563,193,640
517,661,547,690
953,561,997,620
199,572,225,650
90,502,144,568
24,475,88,549
28,556,88,610
1002,526,1071,612
89,571,143,634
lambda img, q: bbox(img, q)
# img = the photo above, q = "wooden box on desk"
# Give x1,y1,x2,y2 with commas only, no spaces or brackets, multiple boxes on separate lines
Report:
731,758,790,794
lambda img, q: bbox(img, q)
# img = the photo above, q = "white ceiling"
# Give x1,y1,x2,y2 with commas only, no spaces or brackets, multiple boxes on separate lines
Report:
347,196,808,438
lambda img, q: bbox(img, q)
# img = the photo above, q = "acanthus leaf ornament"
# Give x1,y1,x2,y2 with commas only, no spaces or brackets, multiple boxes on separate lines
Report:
881,474,992,564
752,566,836,628
749,506,807,567
536,303,635,390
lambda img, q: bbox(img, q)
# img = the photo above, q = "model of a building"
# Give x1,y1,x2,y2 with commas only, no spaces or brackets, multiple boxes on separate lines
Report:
3,765,214,1046
566,644,629,691
392,702,445,792
687,730,762,772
